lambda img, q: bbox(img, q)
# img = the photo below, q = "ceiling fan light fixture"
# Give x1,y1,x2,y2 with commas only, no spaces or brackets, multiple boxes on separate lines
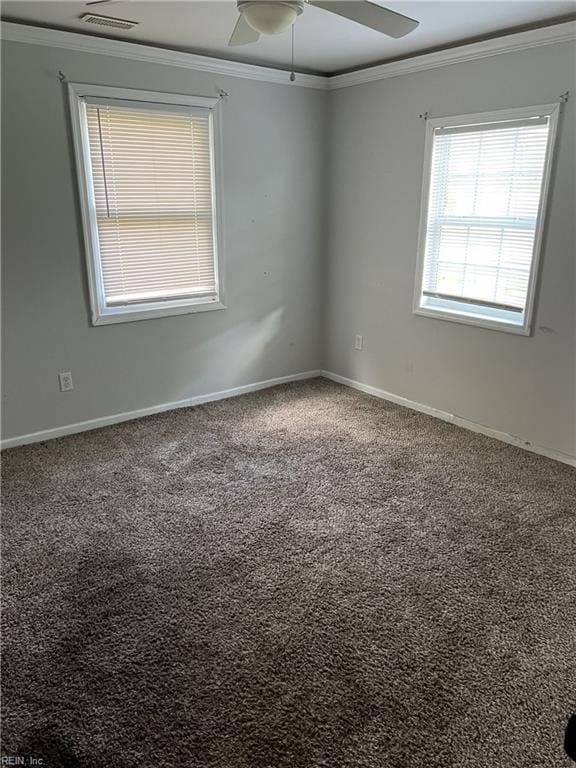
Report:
240,1,302,35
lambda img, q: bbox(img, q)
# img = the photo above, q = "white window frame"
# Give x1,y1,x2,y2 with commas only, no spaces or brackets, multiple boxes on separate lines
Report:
413,103,560,336
68,83,225,326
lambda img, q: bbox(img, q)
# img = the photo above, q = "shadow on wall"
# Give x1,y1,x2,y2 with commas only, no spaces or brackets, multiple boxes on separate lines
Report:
174,306,287,398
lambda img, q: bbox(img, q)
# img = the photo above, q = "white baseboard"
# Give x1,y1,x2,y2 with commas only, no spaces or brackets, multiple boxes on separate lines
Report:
1,370,321,450
322,370,576,468
4,368,574,467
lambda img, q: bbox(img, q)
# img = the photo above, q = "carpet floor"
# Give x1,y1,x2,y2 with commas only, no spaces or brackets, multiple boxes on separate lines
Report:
2,378,575,768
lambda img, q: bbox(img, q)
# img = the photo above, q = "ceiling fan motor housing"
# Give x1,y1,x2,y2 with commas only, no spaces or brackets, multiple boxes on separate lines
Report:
238,0,304,35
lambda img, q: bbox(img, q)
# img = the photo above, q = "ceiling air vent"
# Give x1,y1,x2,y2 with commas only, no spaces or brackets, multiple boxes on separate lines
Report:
80,13,139,31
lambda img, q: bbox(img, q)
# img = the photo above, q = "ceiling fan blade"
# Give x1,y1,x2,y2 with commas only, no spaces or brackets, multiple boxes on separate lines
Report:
309,1,418,38
228,14,261,46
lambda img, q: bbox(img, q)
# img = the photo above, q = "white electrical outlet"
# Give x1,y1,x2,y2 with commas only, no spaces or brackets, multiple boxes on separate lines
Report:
58,372,74,392
355,334,363,351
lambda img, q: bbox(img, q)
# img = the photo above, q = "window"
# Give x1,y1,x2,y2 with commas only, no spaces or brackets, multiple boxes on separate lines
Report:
69,84,224,325
414,104,559,334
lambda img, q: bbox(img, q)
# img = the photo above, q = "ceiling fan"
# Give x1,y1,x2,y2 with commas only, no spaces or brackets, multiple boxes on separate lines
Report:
85,1,419,46
229,1,419,46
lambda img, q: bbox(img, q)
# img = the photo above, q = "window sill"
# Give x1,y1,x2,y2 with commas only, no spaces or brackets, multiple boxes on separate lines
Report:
414,299,530,336
92,297,226,326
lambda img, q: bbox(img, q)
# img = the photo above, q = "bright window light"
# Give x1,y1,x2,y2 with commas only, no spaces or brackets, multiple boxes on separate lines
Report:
414,104,560,335
68,84,224,325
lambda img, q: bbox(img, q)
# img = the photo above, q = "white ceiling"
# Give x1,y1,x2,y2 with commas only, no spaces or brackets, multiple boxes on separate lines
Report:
2,1,575,74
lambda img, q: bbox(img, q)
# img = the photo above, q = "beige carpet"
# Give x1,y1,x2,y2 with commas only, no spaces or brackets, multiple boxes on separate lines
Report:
2,378,575,768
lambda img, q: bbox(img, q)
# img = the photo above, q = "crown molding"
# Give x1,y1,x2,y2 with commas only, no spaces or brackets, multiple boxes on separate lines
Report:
2,19,574,92
327,20,576,89
0,21,328,90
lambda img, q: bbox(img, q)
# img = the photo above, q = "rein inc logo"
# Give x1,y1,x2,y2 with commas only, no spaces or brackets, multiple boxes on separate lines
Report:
1,758,44,766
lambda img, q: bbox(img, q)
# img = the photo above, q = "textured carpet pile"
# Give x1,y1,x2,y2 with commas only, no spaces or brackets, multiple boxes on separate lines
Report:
2,379,575,767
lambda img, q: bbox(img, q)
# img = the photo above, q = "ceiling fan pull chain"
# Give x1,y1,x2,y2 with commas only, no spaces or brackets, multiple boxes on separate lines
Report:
290,24,296,82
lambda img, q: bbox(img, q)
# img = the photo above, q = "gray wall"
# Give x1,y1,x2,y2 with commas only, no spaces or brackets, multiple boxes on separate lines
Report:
1,41,327,439
3,37,575,459
324,42,576,459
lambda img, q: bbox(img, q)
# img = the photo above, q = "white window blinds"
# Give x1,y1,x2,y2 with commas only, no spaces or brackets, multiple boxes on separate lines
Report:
84,99,218,308
416,107,557,332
